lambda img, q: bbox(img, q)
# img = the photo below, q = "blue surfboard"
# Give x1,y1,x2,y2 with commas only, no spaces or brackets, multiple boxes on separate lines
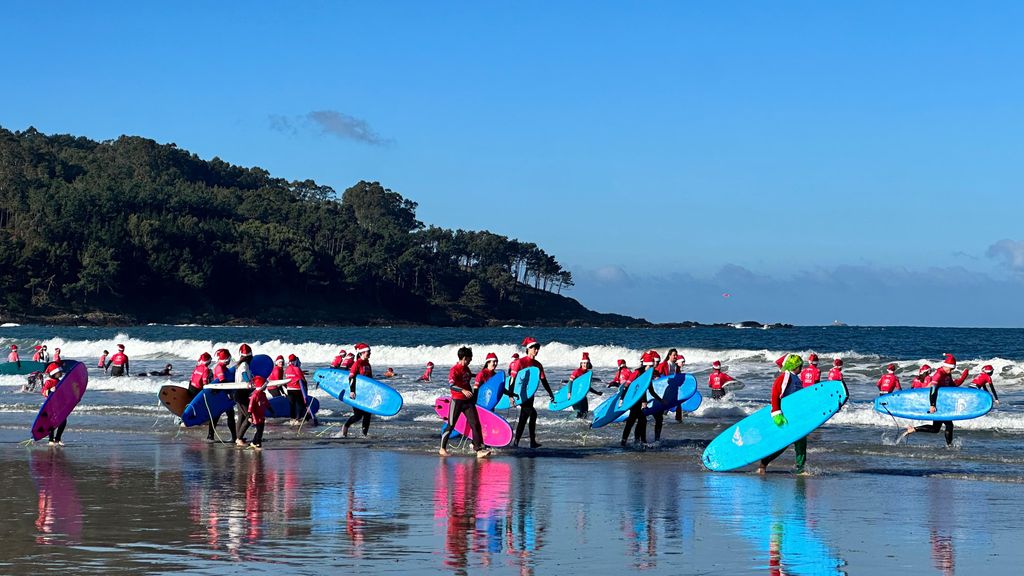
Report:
313,369,403,416
267,395,320,418
549,371,593,411
494,367,541,410
250,354,274,379
874,387,993,421
641,374,698,416
702,379,848,472
680,390,702,412
591,369,654,428
181,388,236,427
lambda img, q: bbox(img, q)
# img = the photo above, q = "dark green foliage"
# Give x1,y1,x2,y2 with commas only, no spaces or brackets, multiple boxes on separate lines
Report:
0,126,631,326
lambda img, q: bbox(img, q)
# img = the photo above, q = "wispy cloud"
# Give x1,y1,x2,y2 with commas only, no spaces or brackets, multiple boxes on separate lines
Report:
987,239,1024,272
268,110,394,146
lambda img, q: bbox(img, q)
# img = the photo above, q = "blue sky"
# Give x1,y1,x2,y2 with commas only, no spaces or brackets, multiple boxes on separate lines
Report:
4,1,1024,326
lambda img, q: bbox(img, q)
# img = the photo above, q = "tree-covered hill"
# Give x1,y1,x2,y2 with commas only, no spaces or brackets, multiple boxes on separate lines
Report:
0,127,645,326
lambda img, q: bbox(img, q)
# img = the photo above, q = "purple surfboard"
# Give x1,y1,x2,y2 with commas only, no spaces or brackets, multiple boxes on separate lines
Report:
31,360,88,441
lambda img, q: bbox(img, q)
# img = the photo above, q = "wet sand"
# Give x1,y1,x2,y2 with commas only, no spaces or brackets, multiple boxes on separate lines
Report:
1,428,1022,575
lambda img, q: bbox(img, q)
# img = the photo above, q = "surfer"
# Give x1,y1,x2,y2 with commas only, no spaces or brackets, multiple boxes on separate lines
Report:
343,343,374,437
98,350,108,370
266,355,285,397
331,349,347,369
621,352,660,447
509,337,555,449
382,367,396,378
233,344,254,446
876,364,901,394
757,354,806,475
610,359,630,388
417,362,434,382
567,352,602,418
32,345,44,362
285,354,311,425
912,365,932,388
655,349,683,422
341,352,355,370
105,344,130,377
7,344,20,368
439,347,490,458
247,376,270,450
189,353,219,441
827,358,844,383
41,362,68,446
902,354,970,446
136,364,174,377
971,365,999,405
210,349,239,444
800,354,821,388
708,360,735,399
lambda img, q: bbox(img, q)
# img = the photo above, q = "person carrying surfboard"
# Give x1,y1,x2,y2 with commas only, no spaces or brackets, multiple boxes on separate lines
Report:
971,365,999,406
233,344,254,446
343,343,374,437
105,344,130,377
509,337,555,449
41,362,68,446
566,352,602,418
800,354,821,388
609,359,630,388
210,348,240,444
708,361,735,400
439,347,490,458
911,365,933,388
621,351,661,448
653,348,683,432
188,352,220,440
876,364,901,395
758,354,807,474
285,353,310,425
903,354,971,446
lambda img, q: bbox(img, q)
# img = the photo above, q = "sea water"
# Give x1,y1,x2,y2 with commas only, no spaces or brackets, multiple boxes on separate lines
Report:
1,325,1023,573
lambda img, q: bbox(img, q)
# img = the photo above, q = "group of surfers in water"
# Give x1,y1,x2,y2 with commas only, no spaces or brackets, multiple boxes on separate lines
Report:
14,338,1002,471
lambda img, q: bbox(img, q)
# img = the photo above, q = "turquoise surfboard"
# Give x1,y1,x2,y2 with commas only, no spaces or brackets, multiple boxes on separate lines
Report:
680,390,702,412
494,367,540,410
591,369,654,428
874,387,993,421
549,371,593,411
313,369,403,416
702,379,848,472
477,370,506,411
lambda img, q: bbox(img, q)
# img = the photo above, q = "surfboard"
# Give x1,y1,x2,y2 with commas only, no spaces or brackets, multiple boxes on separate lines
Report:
181,388,235,427
549,371,593,411
1,360,47,376
642,374,698,416
724,380,745,392
313,369,403,416
702,379,848,472
874,387,993,421
250,354,274,378
159,384,190,416
434,396,513,447
591,369,655,429
267,395,320,418
680,390,703,412
31,360,88,441
205,379,289,390
494,366,541,410
476,370,506,411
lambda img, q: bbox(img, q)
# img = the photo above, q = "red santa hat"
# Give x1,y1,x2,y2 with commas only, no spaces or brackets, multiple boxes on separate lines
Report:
9,344,16,350
982,364,994,374
641,351,655,365
485,352,498,362
833,358,843,367
252,375,267,390
511,353,520,359
941,354,956,369
521,337,539,349
215,349,230,362
775,355,787,368
354,343,371,354
275,355,284,364
886,363,896,372
651,350,661,360
712,361,722,370
338,349,347,356
919,364,931,373
808,353,819,364
617,359,626,367
581,352,590,363
117,344,125,351
239,343,252,355
427,361,434,367
288,354,298,363
675,354,686,364
198,352,212,362
34,345,41,351
48,364,63,376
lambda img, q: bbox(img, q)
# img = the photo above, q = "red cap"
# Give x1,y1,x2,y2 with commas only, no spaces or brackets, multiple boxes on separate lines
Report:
485,352,498,362
941,354,956,368
712,361,722,369
239,343,252,355
522,337,539,349
919,364,931,373
641,352,655,365
354,343,370,354
833,358,843,367
215,349,230,361
581,352,590,362
288,354,298,363
982,364,994,373
617,359,626,366
198,352,212,362
886,363,896,372
775,355,787,368
808,353,818,364
117,344,125,351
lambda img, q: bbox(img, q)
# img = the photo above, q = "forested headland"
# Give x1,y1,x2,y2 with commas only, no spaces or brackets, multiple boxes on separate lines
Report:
0,126,644,326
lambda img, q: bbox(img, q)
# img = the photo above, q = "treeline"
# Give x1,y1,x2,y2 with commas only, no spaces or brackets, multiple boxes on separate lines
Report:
0,127,635,326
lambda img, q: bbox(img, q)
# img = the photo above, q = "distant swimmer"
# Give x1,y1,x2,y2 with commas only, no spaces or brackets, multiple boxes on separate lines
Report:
382,367,396,378
98,350,108,370
971,365,999,406
439,346,490,459
343,343,374,437
417,361,434,382
757,354,806,475
331,349,347,369
800,354,821,388
911,365,932,388
41,362,69,446
708,360,735,400
876,363,901,395
136,364,173,377
902,354,970,447
510,337,555,449
609,359,630,388
105,344,130,377
828,358,845,383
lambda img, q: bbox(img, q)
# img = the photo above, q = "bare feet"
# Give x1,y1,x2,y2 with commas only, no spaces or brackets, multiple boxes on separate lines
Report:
756,466,767,475
438,448,449,457
475,449,492,459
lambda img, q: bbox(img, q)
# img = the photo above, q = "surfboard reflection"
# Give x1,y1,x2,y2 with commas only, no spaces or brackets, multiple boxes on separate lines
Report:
29,449,83,546
433,458,515,575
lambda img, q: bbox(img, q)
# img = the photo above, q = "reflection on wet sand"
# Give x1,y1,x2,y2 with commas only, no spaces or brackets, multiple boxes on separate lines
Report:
30,449,82,545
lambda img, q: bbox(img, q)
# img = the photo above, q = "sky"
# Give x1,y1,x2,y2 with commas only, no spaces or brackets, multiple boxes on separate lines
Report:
3,1,1024,326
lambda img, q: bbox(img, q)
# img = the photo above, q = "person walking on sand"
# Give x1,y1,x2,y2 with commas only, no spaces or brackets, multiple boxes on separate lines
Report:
284,354,310,425
621,352,662,447
510,337,555,449
105,344,130,377
708,360,735,400
267,355,286,397
758,354,807,475
876,363,901,395
247,376,271,450
439,347,490,458
343,343,374,437
210,349,239,444
40,362,69,446
902,354,970,446
800,353,821,388
232,344,254,446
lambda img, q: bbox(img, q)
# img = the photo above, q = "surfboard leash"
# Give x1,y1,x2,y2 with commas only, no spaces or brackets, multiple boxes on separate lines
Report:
878,401,903,436
203,392,226,444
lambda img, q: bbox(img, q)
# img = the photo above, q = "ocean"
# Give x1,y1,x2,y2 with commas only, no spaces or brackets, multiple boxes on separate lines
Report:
1,324,1022,574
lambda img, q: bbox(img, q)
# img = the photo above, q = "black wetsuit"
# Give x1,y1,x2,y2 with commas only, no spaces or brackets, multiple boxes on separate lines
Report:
49,419,67,443
912,375,962,446
511,359,554,448
441,398,484,452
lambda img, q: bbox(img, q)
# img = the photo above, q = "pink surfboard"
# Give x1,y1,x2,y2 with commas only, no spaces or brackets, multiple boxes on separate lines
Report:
31,360,88,441
434,396,513,447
